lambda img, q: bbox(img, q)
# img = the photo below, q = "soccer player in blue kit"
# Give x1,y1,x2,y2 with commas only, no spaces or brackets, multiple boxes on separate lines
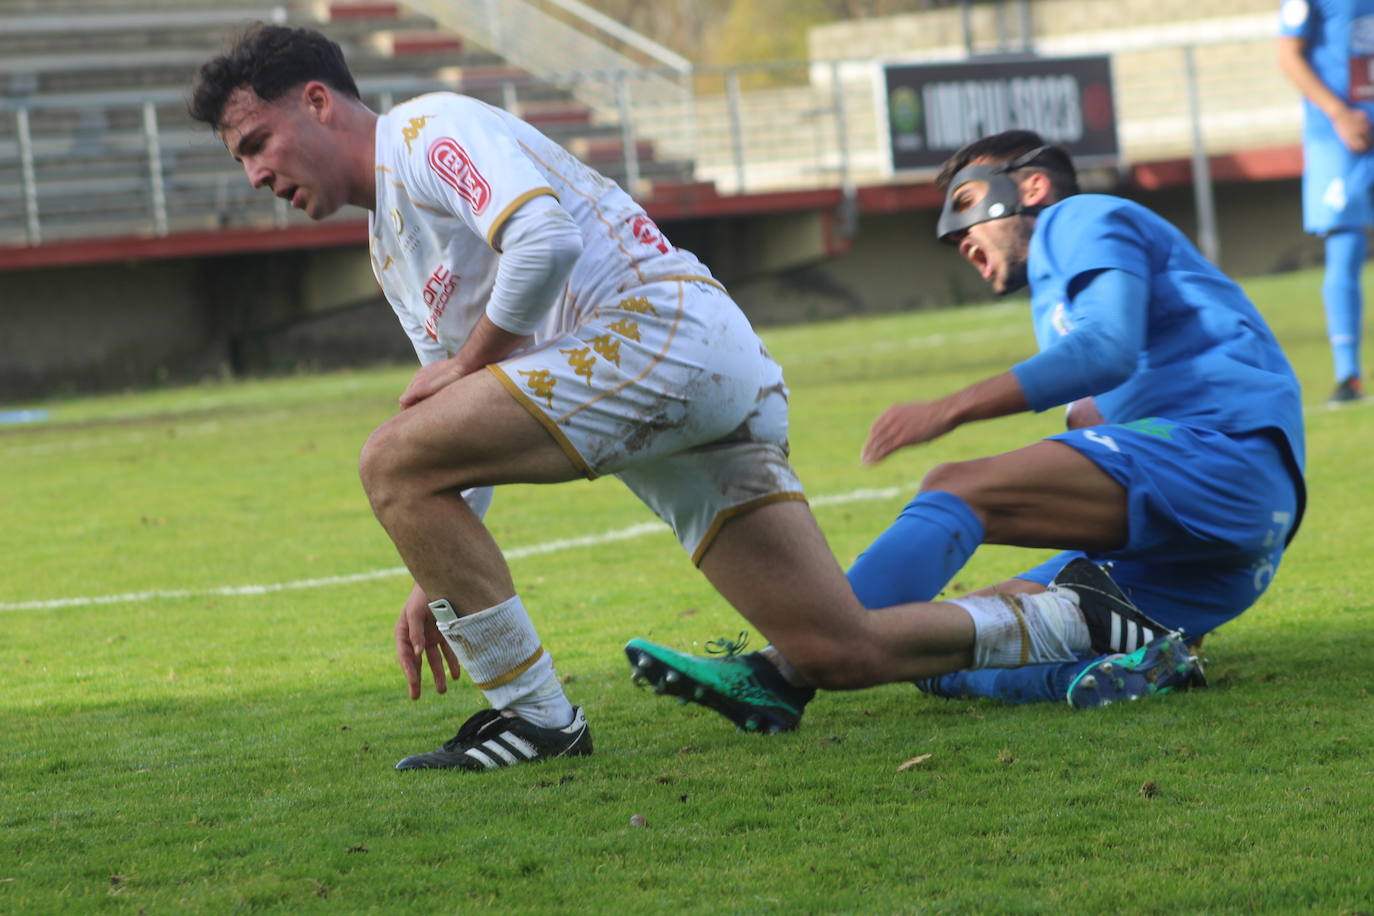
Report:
1278,0,1374,404
627,130,1307,720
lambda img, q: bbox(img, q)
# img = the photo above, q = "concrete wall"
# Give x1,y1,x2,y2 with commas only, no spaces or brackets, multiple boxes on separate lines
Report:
0,175,1322,402
0,245,406,400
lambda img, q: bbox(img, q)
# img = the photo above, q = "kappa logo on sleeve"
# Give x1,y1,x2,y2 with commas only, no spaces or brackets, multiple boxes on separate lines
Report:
427,137,492,214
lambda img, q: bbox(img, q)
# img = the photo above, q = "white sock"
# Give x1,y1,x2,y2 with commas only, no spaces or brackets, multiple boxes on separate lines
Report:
949,591,1091,668
429,595,574,729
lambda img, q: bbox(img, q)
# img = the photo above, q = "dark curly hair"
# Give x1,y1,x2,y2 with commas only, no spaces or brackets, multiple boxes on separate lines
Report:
188,24,361,130
935,129,1080,198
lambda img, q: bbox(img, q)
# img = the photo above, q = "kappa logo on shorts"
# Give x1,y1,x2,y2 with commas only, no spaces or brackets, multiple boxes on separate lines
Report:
518,369,557,408
561,347,597,383
427,137,492,214
589,333,622,366
607,317,641,342
618,296,657,316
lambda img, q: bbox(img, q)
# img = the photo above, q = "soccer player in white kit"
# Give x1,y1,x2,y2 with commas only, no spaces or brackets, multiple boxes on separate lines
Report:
190,25,824,769
192,27,1192,769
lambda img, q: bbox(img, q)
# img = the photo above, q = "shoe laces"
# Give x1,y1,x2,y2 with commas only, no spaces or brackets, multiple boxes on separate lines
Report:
704,631,750,657
443,708,504,750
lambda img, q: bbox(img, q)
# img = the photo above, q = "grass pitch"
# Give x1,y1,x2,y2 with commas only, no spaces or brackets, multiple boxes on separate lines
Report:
2,268,1371,914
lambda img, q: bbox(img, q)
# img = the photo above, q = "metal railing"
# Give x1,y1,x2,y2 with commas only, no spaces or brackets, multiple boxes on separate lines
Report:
0,29,1303,250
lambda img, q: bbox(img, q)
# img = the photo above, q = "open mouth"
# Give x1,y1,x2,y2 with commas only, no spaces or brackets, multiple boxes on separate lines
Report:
962,240,992,281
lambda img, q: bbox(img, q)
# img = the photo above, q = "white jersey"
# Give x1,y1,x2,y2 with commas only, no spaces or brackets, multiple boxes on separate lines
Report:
369,92,714,364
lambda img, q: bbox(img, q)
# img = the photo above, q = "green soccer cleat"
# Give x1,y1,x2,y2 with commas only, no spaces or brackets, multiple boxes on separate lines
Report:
1066,633,1206,709
624,637,814,734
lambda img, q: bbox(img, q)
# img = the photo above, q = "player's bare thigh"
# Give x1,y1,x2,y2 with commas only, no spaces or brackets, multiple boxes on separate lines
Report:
359,367,583,499
922,439,1128,551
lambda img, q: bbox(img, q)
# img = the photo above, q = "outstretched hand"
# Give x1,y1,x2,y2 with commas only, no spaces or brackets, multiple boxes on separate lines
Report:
394,585,461,699
861,400,956,464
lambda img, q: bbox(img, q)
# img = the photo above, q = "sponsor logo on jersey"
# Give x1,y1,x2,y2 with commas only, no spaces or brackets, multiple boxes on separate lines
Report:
427,137,492,214
422,265,459,341
629,214,670,254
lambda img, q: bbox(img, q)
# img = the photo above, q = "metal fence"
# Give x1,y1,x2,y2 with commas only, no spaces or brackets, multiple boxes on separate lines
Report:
0,27,1301,250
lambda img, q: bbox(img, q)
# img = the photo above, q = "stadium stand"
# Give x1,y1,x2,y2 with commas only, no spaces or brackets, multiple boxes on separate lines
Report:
0,0,1320,400
0,0,702,251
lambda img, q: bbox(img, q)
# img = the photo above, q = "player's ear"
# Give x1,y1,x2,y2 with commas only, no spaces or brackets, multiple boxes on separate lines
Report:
301,81,332,122
1020,170,1054,208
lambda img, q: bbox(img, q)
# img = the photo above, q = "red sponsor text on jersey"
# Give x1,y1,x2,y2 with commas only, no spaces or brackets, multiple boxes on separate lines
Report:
427,137,492,214
422,265,458,340
630,214,670,254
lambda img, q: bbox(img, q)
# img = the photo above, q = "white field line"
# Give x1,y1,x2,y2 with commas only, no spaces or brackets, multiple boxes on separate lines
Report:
0,411,294,458
0,484,913,613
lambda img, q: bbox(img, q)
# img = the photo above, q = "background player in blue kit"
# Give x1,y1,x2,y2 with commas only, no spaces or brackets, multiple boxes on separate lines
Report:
628,130,1308,719
1278,0,1374,404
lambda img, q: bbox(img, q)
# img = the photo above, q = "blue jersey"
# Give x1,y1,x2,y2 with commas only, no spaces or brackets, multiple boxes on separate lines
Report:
1279,0,1374,141
1281,0,1374,230
1011,194,1306,478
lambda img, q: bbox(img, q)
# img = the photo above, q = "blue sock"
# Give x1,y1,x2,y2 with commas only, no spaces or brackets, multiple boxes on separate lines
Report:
849,490,1095,706
926,655,1099,705
1323,230,1366,382
846,490,983,608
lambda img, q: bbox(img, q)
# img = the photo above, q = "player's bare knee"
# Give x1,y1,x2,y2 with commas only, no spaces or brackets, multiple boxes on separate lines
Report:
358,423,420,514
920,460,976,500
358,431,392,510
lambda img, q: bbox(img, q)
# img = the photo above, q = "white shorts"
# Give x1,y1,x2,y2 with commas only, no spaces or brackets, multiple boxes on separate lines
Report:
489,276,806,564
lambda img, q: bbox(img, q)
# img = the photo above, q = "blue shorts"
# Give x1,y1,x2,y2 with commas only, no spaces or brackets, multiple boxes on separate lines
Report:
1016,418,1301,638
1302,136,1374,234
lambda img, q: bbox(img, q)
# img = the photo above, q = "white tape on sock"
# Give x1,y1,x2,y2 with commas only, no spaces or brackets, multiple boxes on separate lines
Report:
429,595,570,723
950,591,1089,669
